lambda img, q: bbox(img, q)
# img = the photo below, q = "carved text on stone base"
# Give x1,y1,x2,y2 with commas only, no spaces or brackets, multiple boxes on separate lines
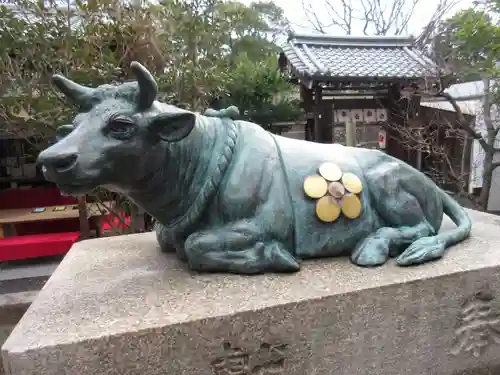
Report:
451,291,500,357
211,341,289,375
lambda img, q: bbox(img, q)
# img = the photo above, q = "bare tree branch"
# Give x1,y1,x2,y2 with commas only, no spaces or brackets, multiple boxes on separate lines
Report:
301,0,457,36
414,0,460,54
301,0,331,33
384,104,471,193
433,91,491,152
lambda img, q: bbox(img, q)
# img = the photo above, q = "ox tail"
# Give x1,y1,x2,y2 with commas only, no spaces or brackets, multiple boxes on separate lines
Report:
435,190,472,248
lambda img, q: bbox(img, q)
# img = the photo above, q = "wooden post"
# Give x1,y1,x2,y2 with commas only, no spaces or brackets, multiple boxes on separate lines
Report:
77,196,90,239
314,84,323,142
300,84,314,141
385,83,408,162
345,119,357,147
129,203,145,233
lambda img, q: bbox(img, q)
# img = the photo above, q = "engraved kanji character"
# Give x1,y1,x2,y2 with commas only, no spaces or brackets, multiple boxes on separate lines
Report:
250,343,289,375
211,342,251,375
452,292,500,357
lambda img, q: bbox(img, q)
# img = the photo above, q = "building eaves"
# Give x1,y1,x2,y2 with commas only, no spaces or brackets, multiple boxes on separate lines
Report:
283,32,440,81
287,32,415,48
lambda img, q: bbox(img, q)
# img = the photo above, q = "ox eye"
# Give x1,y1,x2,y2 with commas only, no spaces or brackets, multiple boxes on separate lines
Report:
106,116,136,139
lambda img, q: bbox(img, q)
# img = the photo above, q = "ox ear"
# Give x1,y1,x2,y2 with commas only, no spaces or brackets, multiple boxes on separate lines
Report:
148,112,196,142
55,124,75,142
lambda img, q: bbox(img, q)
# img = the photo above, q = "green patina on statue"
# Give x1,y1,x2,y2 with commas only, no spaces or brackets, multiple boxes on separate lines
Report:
37,61,472,274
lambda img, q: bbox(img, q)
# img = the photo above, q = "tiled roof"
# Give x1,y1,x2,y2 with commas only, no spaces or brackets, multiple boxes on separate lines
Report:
282,33,440,81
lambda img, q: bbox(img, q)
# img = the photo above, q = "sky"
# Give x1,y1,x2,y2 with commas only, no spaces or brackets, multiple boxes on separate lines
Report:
245,0,476,37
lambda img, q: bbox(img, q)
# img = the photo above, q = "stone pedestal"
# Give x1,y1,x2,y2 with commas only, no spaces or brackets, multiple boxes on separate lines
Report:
3,209,500,375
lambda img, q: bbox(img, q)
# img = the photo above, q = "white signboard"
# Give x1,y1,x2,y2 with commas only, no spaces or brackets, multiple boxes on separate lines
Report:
378,129,387,149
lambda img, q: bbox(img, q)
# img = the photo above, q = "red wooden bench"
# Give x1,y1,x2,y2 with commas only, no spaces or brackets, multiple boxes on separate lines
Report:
0,232,80,262
0,187,79,235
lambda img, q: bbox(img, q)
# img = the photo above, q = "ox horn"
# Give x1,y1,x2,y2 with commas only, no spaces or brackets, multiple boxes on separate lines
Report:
130,61,158,110
51,75,95,108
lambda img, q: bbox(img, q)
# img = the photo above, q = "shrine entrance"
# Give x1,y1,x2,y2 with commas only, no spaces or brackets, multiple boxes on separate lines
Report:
280,33,441,166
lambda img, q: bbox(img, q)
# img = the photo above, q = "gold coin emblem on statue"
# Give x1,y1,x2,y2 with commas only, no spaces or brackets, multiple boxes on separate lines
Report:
303,175,328,198
341,172,363,194
318,162,343,182
341,193,362,219
327,181,345,199
315,196,341,222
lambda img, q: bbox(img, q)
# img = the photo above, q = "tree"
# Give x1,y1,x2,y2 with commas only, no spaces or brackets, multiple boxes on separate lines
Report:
219,1,290,62
436,0,500,210
0,0,299,139
301,0,457,37
0,0,302,233
213,54,303,128
397,0,500,210
425,7,500,80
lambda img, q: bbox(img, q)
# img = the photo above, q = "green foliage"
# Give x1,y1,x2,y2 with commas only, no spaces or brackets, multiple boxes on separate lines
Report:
485,0,500,12
0,0,301,138
215,54,303,128
435,0,500,83
450,10,500,71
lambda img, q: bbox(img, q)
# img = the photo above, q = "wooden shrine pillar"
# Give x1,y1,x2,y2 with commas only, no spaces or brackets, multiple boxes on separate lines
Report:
385,83,408,163
301,83,332,143
314,85,333,143
313,85,322,142
300,84,314,141
407,93,423,169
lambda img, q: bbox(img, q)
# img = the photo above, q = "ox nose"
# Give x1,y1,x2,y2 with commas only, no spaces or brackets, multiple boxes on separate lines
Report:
37,151,78,173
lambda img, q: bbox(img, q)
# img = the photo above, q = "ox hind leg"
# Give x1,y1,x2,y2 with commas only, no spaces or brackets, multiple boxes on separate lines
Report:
351,179,437,267
351,221,433,267
183,220,300,274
